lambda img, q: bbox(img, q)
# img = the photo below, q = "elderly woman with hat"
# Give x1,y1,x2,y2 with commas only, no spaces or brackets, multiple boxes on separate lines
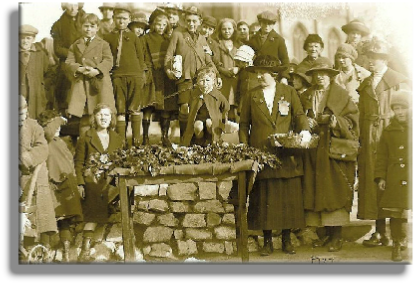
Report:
374,90,412,262
300,57,360,252
334,43,370,103
97,3,115,37
248,11,290,85
341,19,371,69
357,38,410,248
296,34,328,73
19,24,50,120
239,55,311,256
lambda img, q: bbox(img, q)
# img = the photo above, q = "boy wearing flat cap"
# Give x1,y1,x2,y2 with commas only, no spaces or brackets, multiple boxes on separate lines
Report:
103,3,148,147
200,15,219,60
248,11,290,85
20,24,50,119
357,37,411,248
98,3,115,37
165,5,220,142
374,90,412,262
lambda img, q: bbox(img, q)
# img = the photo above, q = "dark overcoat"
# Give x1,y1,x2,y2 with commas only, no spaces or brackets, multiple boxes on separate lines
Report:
357,68,410,219
300,83,359,213
375,117,412,211
239,82,309,179
74,129,123,223
19,44,49,119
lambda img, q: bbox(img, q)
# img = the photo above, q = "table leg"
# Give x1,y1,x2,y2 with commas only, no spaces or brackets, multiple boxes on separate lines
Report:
238,171,249,262
119,177,135,262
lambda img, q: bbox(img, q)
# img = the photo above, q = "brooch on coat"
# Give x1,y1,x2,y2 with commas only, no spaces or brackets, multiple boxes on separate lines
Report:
270,37,275,42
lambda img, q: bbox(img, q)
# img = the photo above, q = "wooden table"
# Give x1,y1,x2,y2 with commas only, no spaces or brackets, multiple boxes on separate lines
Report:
111,161,258,263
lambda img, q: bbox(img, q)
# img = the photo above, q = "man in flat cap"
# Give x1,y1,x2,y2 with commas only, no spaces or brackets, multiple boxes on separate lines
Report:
98,3,115,37
20,24,50,119
200,15,219,63
357,37,411,249
248,11,290,85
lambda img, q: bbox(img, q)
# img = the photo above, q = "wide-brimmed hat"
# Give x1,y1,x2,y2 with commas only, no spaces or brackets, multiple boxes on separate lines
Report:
305,57,339,77
234,45,255,65
99,3,115,10
246,55,288,73
303,34,324,50
365,37,390,60
257,11,278,23
128,11,149,29
342,19,370,37
291,71,311,86
335,43,358,61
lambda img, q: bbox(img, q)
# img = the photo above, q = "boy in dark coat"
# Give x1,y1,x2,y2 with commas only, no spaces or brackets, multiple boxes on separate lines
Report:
103,4,148,147
374,90,412,262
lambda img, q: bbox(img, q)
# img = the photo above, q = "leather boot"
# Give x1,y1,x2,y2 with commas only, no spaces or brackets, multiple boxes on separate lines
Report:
62,240,70,263
260,231,273,256
142,119,150,145
160,118,172,147
79,237,92,262
392,241,403,262
328,226,343,252
282,230,296,254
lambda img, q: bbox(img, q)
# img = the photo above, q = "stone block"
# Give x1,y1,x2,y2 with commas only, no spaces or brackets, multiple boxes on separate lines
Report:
224,204,234,213
136,200,149,211
170,201,191,213
174,229,184,240
148,199,169,212
217,181,233,200
106,223,123,242
157,213,179,227
133,211,156,225
222,214,235,225
159,184,168,196
202,242,224,253
143,226,173,243
149,243,173,258
182,214,206,228
167,183,197,200
214,226,236,240
206,213,221,227
185,228,213,240
224,241,235,255
134,185,159,197
142,246,151,255
247,237,258,252
198,182,217,200
177,239,198,256
194,200,225,213
92,242,114,262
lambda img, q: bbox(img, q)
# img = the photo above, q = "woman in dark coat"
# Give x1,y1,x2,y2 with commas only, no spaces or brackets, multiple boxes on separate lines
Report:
74,104,123,261
239,55,311,256
374,90,412,262
300,57,359,252
38,110,83,262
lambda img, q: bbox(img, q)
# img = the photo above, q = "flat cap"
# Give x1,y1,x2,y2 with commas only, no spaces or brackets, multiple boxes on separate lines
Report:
257,11,278,23
303,34,324,50
391,90,411,109
113,3,131,14
203,15,217,28
99,2,115,10
20,24,38,36
183,6,202,17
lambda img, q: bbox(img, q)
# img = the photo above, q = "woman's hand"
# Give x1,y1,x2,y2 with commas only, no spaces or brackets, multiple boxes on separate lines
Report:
308,117,318,129
166,69,177,80
329,115,338,129
77,185,85,199
300,130,312,146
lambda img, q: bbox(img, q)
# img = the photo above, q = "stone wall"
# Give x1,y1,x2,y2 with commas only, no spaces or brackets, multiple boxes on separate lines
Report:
132,181,237,260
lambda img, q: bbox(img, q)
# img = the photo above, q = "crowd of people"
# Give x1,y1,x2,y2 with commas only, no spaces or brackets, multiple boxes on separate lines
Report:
19,2,412,263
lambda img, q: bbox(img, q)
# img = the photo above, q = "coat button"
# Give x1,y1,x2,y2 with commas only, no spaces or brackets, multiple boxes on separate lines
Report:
401,180,408,185
399,158,404,162
400,163,405,168
399,145,404,149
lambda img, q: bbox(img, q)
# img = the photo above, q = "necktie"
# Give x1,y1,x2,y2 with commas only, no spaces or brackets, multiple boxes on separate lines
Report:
85,38,91,46
115,30,123,67
21,51,30,65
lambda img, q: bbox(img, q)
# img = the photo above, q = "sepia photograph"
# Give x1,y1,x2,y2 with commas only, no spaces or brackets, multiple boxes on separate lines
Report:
16,1,413,267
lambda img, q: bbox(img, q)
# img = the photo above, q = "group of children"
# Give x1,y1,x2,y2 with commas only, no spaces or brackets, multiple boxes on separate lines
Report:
19,3,412,263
